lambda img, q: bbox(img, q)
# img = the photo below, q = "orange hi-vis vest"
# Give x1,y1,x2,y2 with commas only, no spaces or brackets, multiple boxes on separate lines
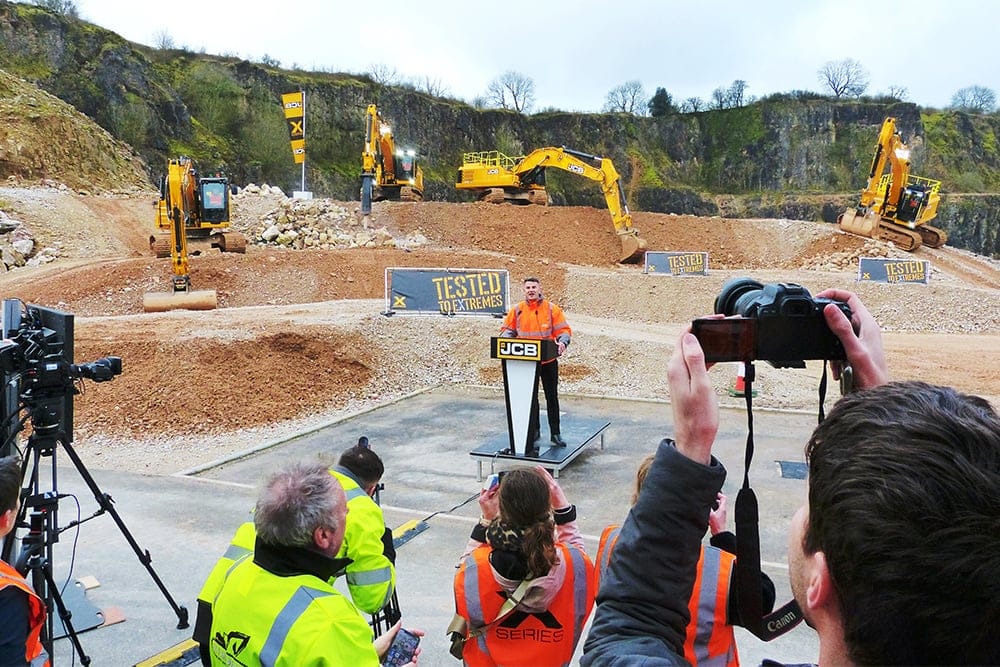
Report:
596,525,738,667
500,300,571,365
454,543,595,667
0,560,50,667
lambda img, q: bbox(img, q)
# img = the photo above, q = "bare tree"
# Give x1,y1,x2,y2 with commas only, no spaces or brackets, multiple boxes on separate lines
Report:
417,76,450,98
710,86,729,110
485,71,536,113
602,80,648,115
817,58,870,98
886,85,909,101
29,0,78,16
367,63,401,86
681,97,704,113
728,80,749,107
950,85,997,113
153,30,175,50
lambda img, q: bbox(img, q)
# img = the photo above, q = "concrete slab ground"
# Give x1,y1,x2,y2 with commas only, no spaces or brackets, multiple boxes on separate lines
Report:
28,385,822,665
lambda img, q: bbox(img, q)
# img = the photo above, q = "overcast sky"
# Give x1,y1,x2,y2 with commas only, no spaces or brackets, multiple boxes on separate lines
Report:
76,0,997,113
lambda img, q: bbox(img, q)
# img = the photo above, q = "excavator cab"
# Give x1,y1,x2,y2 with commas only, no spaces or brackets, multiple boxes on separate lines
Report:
895,183,928,224
199,180,229,224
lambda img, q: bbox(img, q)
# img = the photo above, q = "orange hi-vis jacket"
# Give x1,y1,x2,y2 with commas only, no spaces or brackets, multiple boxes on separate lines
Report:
0,559,50,667
454,543,594,667
499,299,571,365
596,525,738,667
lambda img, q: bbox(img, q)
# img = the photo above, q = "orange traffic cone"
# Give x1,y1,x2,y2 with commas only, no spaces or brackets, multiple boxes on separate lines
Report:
728,362,757,397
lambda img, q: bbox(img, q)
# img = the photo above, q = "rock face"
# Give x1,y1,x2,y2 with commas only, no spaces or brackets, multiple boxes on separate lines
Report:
0,1,998,257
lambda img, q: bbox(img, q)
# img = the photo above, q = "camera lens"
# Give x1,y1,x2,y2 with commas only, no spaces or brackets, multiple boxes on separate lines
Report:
714,278,764,316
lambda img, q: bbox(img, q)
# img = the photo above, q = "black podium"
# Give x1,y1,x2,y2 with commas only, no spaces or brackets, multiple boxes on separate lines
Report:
468,337,610,479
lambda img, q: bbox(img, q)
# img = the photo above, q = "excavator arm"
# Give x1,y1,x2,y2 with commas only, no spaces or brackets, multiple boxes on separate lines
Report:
457,146,647,262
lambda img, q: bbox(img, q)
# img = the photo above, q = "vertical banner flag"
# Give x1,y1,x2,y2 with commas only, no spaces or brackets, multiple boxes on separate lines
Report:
281,91,305,164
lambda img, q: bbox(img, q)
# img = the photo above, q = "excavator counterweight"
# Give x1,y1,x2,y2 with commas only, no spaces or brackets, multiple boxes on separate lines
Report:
456,146,648,263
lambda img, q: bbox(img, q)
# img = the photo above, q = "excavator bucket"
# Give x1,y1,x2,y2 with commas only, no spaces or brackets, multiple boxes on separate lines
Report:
142,289,218,313
619,233,648,264
838,207,880,239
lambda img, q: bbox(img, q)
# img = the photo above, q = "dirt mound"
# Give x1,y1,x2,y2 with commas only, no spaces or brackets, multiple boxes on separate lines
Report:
2,188,998,473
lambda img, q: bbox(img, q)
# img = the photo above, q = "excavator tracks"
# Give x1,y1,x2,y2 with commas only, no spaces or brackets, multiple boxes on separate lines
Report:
398,187,423,202
876,222,922,252
215,232,247,253
917,224,948,249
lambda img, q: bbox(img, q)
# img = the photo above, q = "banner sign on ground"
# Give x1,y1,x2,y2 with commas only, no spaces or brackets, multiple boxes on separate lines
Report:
857,257,930,284
644,251,709,276
385,268,509,316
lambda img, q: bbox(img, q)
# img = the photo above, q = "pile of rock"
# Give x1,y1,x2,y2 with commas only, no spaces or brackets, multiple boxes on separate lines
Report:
231,185,428,251
798,237,909,272
0,210,60,270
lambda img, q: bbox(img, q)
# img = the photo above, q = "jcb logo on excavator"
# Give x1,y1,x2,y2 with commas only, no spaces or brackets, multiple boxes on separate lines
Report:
568,165,585,174
487,168,500,175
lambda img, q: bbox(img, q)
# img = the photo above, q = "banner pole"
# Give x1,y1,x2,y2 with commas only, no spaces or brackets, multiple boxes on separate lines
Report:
301,89,307,192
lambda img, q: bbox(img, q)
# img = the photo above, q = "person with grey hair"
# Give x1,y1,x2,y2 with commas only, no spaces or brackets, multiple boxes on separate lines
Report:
208,461,421,666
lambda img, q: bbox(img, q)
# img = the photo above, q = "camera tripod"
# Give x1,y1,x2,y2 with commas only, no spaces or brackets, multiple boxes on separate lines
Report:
2,405,189,664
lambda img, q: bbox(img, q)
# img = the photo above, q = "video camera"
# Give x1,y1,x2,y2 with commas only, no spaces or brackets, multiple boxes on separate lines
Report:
1,298,121,451
691,278,851,368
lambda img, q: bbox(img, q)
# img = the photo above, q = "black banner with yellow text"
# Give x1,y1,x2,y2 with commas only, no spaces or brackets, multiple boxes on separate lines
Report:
857,257,930,284
385,268,509,316
644,251,710,276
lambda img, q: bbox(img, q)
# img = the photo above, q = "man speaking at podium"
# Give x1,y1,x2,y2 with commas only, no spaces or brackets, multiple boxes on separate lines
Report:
499,277,572,455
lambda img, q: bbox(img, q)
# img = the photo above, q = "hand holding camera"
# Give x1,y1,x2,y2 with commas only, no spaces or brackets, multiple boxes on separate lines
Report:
691,278,851,368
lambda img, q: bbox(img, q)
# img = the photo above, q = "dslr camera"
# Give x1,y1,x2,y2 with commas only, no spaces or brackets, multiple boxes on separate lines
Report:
691,278,851,368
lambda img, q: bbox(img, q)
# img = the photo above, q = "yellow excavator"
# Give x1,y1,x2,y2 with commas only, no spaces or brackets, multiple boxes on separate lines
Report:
143,157,246,312
838,116,947,251
456,146,648,263
360,104,424,215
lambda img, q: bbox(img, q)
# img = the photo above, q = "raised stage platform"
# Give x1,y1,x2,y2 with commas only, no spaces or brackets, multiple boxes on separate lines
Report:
469,414,610,479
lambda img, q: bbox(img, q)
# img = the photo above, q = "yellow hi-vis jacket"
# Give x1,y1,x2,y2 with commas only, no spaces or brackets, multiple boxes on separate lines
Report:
330,468,396,614
0,559,49,667
209,557,377,667
596,525,738,667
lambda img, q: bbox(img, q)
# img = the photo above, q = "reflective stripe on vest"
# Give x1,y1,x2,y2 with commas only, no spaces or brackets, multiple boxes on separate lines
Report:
685,545,738,667
456,543,594,667
259,586,335,667
0,561,49,667
597,527,737,667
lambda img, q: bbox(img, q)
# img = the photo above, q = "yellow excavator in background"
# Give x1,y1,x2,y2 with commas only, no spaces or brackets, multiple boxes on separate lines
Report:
143,157,246,312
456,146,648,263
838,116,947,251
360,104,424,215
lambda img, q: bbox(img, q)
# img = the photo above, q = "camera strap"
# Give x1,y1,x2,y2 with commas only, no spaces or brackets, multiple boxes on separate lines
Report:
733,361,805,640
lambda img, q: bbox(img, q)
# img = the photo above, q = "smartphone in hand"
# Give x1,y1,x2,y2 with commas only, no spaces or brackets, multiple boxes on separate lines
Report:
382,627,420,667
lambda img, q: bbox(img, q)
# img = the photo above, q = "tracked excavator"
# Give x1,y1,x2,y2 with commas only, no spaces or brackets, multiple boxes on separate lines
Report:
838,116,947,251
360,104,424,215
456,146,648,263
143,157,246,312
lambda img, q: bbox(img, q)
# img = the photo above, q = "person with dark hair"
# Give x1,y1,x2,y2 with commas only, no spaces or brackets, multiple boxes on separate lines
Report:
0,455,48,667
500,276,572,454
194,440,396,665
595,454,774,667
452,467,595,666
582,289,1000,666
209,461,421,665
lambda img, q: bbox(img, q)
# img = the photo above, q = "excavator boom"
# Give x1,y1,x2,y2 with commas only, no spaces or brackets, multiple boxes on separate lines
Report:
456,146,647,263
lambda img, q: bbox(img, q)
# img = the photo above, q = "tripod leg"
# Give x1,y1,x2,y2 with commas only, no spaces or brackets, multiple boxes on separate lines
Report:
57,436,189,629
35,555,92,666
